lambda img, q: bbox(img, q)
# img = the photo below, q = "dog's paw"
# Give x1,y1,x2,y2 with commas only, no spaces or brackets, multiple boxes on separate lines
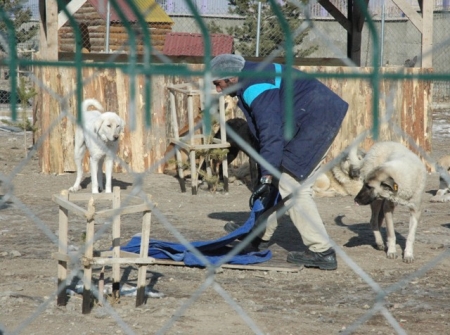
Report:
386,251,398,259
403,255,414,263
403,250,414,263
375,243,385,251
69,185,81,192
430,195,445,203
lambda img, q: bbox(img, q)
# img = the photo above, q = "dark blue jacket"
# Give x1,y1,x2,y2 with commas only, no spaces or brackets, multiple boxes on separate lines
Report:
236,61,348,181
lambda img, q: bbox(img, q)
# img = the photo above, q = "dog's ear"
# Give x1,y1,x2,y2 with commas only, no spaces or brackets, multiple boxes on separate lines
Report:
94,117,104,134
118,117,126,132
381,176,398,193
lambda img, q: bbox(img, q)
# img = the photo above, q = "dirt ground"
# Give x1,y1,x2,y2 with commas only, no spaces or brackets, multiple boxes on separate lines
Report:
1,109,450,335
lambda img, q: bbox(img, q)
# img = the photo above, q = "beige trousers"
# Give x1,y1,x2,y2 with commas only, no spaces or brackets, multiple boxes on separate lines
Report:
260,168,332,253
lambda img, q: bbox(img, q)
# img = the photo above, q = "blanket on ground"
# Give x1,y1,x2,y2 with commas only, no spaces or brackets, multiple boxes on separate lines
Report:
121,200,272,267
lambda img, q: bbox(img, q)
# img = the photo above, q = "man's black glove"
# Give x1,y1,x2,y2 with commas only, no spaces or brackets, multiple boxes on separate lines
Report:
249,175,276,209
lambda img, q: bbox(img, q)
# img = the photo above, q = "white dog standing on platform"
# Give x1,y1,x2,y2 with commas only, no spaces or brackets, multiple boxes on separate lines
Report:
69,99,125,193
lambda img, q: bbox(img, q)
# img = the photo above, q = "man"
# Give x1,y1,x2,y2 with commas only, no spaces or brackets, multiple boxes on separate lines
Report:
210,54,348,270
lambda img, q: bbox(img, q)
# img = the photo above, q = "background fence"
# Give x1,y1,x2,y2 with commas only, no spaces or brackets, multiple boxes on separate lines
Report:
1,1,450,335
3,0,450,106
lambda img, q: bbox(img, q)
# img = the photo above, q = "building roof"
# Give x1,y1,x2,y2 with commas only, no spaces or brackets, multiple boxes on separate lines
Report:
163,33,234,57
88,0,173,24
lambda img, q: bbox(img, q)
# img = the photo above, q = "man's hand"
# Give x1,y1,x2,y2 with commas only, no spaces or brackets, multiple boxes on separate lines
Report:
249,175,275,209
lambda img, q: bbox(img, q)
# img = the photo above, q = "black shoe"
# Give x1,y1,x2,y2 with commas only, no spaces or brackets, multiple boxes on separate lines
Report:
224,221,243,233
251,237,271,250
287,248,337,270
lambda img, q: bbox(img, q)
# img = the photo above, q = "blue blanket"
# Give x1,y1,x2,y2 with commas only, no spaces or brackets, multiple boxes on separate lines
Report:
121,200,272,267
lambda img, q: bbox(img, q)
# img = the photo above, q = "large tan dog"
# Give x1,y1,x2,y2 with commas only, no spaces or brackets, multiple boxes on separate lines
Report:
313,147,365,197
353,141,427,263
430,155,450,202
69,99,125,194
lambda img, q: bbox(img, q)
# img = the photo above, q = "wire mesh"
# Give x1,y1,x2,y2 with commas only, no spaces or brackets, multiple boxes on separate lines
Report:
1,0,450,334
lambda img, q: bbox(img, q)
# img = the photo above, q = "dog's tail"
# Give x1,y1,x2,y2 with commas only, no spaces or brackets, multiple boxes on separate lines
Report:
82,98,104,113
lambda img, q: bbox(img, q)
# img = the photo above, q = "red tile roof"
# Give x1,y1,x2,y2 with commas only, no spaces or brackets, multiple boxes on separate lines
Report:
163,33,234,57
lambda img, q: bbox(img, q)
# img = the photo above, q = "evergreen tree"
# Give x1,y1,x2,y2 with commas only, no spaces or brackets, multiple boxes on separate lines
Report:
227,0,318,58
0,0,38,52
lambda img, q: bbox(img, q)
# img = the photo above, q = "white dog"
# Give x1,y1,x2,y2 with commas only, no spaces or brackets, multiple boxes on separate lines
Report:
353,141,427,263
313,147,366,198
430,155,450,202
69,99,125,193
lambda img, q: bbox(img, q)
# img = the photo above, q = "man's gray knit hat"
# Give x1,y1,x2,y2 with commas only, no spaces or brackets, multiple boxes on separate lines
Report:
210,54,245,80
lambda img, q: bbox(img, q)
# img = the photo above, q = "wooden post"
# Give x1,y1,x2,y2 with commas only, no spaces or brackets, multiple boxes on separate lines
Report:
187,92,198,195
39,0,58,60
136,209,152,307
37,0,63,174
82,197,95,314
112,186,121,302
56,190,69,306
170,89,187,192
218,95,229,192
98,266,105,306
391,0,434,68
421,0,433,68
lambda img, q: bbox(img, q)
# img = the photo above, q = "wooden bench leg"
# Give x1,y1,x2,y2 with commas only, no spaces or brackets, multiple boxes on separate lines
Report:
222,156,229,192
190,150,198,195
175,146,186,193
57,190,69,306
136,210,152,307
82,198,95,314
112,187,121,302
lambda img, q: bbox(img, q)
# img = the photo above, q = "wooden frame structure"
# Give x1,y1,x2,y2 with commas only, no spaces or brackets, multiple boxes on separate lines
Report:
52,187,154,314
168,83,230,195
317,0,433,67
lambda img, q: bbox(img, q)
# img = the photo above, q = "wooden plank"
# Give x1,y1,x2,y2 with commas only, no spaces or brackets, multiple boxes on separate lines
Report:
58,0,87,29
391,0,423,33
51,250,155,266
90,257,156,265
52,251,70,262
151,259,301,272
52,194,88,218
171,139,231,151
95,202,152,218
67,192,114,202
99,250,143,258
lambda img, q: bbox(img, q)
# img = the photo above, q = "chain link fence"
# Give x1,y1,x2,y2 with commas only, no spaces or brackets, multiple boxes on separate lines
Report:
1,0,450,334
